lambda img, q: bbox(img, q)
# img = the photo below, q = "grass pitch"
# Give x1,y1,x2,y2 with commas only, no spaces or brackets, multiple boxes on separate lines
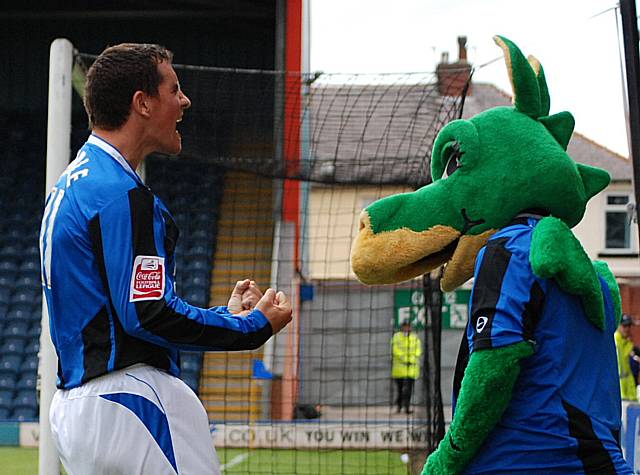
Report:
1,447,410,474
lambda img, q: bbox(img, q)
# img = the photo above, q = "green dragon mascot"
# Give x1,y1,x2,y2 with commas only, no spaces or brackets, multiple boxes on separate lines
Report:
351,36,633,474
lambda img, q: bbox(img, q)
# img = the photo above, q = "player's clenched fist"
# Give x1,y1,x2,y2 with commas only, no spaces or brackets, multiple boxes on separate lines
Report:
256,288,293,334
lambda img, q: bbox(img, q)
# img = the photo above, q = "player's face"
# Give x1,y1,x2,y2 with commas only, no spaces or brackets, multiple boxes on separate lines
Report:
149,61,191,155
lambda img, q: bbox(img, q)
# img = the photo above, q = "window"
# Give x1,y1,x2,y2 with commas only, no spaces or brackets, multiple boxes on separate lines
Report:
604,193,636,253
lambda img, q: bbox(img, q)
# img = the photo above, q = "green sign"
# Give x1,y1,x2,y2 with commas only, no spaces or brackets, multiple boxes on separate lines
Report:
394,288,471,329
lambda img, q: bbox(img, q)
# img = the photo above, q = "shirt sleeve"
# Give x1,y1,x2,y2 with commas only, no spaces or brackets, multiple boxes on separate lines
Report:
88,186,273,351
467,236,545,353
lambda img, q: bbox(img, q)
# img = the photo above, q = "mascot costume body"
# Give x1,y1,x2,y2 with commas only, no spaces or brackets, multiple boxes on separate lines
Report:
351,36,633,474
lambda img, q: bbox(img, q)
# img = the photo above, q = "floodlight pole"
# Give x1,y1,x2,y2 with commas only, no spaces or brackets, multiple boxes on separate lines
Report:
39,38,73,475
619,0,640,244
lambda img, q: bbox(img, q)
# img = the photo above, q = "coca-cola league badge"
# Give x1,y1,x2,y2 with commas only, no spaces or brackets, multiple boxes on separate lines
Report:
129,255,165,302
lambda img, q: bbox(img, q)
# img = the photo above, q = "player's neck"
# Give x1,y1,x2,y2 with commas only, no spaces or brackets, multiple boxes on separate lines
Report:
92,126,147,172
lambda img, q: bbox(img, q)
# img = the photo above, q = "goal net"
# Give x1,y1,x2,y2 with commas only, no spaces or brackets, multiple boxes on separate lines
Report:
68,52,468,473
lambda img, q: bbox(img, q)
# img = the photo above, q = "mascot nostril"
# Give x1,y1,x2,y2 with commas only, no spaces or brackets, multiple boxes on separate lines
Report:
351,35,630,475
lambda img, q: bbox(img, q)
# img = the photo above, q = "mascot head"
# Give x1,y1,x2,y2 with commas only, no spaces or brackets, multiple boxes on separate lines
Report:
351,36,610,291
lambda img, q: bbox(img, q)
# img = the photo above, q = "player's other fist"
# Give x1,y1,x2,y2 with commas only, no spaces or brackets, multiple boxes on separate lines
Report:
255,288,293,334
227,279,251,314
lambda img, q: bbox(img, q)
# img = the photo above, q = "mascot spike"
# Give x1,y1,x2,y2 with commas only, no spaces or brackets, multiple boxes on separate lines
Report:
577,163,610,201
539,111,574,150
493,35,541,118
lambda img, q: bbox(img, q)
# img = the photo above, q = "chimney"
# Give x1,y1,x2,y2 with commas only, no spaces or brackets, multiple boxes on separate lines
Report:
436,35,472,97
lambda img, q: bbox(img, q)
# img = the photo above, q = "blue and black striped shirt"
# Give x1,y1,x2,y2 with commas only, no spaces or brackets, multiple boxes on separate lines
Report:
40,134,272,389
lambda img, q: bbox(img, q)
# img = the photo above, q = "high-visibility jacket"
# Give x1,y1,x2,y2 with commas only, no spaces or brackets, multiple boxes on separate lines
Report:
391,331,422,379
615,330,638,401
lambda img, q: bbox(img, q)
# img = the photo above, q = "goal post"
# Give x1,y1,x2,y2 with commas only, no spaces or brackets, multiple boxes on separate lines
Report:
39,37,74,475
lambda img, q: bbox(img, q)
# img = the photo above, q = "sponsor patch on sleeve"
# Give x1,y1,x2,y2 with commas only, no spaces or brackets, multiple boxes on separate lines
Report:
130,255,165,302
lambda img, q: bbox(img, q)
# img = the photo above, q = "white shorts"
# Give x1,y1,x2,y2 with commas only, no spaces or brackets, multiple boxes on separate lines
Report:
50,364,219,475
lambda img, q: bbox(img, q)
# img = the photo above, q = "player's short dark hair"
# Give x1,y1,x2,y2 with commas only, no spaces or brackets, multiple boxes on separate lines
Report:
84,43,173,130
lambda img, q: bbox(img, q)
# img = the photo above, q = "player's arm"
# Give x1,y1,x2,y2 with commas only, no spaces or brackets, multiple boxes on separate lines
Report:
90,187,287,351
423,238,543,475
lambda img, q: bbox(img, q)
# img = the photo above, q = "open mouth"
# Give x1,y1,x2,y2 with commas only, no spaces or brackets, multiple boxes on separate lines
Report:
412,237,459,268
351,211,495,290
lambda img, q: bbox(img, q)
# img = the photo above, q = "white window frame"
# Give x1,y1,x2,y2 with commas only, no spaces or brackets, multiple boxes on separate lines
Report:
603,191,637,254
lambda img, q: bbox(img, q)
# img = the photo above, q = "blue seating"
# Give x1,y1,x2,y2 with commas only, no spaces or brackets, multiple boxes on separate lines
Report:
28,323,41,339
4,321,29,340
187,245,210,260
181,354,201,373
19,259,39,273
6,307,31,323
14,275,38,290
0,274,14,289
14,390,36,407
0,260,18,275
0,338,25,356
0,355,22,375
0,375,16,391
184,259,209,273
16,374,36,391
183,274,209,290
0,390,13,407
12,407,37,421
24,339,39,355
184,288,208,307
0,244,21,261
20,356,38,373
0,287,11,306
0,407,11,419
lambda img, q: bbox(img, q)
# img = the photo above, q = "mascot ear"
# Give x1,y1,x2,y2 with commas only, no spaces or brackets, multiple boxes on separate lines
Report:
493,35,541,118
577,163,610,201
527,55,550,117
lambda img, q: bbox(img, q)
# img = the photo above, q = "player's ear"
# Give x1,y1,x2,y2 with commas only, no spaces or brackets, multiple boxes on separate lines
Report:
132,90,151,118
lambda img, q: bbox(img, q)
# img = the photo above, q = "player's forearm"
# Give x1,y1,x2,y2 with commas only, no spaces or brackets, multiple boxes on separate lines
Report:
422,341,534,475
122,298,273,351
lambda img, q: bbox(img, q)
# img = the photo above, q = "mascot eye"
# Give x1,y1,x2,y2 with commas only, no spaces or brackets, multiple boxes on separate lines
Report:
442,142,463,178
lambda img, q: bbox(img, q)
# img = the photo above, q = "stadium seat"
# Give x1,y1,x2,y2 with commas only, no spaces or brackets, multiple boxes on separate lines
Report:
3,321,29,340
19,259,39,273
0,244,21,261
0,287,11,306
0,338,25,356
14,390,36,406
12,406,37,421
0,407,11,419
0,390,13,410
0,274,14,290
11,289,37,307
190,228,211,241
181,354,201,373
24,339,39,355
20,356,38,373
16,375,36,391
0,260,18,275
0,375,16,392
184,258,209,273
184,288,208,307
187,245,210,260
6,307,31,323
0,355,22,376
27,323,41,339
182,274,209,290
14,275,38,290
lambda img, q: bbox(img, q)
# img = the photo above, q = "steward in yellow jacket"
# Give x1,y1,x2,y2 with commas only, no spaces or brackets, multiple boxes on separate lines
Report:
392,320,422,413
615,314,638,401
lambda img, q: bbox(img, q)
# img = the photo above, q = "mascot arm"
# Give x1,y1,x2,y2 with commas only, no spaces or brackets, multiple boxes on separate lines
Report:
422,341,534,475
